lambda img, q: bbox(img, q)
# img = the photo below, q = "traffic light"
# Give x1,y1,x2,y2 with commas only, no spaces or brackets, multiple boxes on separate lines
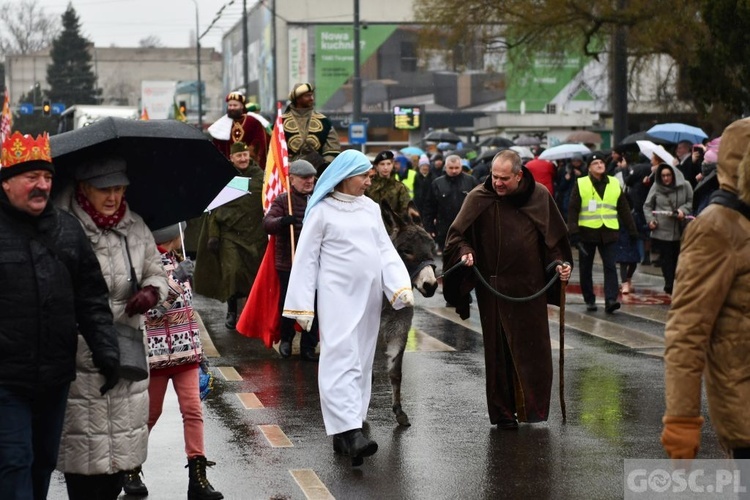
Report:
179,100,187,116
42,100,51,116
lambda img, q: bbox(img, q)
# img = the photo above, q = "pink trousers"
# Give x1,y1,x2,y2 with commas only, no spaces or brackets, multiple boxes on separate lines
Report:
148,366,205,458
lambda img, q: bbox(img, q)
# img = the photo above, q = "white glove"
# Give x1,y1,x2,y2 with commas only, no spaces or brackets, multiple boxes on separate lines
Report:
397,289,415,308
297,316,314,332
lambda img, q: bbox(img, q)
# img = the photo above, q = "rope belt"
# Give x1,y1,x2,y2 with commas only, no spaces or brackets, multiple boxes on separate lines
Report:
438,259,566,303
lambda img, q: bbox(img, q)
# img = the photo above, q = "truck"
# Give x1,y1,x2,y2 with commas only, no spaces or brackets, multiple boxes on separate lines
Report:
57,105,140,133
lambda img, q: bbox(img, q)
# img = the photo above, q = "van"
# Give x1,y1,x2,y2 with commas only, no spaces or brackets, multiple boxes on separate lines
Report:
57,105,140,133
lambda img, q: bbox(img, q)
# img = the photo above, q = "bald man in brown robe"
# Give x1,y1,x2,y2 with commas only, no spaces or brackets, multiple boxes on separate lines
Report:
443,150,572,428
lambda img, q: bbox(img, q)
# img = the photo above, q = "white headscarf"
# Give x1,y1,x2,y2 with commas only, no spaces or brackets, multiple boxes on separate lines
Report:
304,150,371,221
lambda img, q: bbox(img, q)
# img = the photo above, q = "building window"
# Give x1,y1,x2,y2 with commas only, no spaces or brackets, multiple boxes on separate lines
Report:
401,41,417,73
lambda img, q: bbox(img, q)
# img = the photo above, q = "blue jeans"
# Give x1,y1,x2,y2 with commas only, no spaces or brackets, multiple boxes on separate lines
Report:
0,383,70,500
578,240,619,304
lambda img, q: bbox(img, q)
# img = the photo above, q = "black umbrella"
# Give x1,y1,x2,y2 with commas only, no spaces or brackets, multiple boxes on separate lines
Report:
617,131,674,151
50,117,236,231
423,130,462,143
477,136,515,149
514,135,541,146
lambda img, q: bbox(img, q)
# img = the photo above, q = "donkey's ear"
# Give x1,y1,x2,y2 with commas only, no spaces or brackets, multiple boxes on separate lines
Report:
380,200,396,229
406,200,422,226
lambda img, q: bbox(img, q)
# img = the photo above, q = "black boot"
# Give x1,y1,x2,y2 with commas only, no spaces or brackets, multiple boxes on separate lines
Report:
225,296,237,329
122,465,148,496
187,456,223,500
333,429,378,466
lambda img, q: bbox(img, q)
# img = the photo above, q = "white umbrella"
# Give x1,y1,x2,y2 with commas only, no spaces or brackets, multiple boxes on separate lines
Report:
510,145,534,159
204,176,250,212
539,143,591,161
636,140,675,166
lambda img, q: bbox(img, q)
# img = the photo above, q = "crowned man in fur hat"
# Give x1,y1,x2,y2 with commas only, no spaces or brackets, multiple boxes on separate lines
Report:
282,83,340,174
208,91,268,167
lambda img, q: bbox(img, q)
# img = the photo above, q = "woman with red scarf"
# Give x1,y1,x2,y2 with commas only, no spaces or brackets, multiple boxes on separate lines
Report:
54,155,168,500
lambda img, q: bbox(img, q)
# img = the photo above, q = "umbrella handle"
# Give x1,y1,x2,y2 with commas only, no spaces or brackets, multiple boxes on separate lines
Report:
178,221,186,256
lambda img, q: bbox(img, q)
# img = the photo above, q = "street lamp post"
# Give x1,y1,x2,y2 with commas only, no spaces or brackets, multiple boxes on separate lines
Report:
189,0,203,129
352,0,363,151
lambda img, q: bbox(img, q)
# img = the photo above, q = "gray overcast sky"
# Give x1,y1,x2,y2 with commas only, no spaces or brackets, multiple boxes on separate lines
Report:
41,0,251,51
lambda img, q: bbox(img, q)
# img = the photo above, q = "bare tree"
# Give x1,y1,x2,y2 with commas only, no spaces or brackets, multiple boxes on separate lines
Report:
139,35,163,48
0,0,59,56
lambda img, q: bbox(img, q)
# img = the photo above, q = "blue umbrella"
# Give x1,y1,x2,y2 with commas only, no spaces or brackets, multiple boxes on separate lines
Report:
647,123,708,144
400,146,425,156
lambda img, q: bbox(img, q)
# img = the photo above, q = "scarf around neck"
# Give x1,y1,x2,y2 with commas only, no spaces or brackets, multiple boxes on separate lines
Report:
75,186,127,230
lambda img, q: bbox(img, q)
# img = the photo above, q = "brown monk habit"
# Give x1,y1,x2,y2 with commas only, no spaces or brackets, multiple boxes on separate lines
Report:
443,167,572,424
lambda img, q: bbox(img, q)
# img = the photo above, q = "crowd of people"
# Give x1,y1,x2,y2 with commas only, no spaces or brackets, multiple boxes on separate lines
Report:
1,77,748,498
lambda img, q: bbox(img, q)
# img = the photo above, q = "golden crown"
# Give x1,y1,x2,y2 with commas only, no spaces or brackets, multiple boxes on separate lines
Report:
1,131,52,168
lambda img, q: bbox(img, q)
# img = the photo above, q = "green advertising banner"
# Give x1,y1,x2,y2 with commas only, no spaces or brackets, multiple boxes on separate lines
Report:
504,52,587,112
314,25,397,108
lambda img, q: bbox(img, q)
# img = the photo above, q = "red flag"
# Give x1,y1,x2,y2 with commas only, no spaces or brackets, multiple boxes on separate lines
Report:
236,103,289,347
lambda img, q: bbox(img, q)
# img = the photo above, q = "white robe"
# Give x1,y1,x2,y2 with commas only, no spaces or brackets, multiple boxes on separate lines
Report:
283,193,411,435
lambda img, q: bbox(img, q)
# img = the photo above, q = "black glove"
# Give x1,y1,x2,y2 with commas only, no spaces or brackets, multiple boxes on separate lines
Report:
569,233,580,247
207,237,220,255
125,286,160,316
173,258,194,282
280,215,297,226
94,355,120,395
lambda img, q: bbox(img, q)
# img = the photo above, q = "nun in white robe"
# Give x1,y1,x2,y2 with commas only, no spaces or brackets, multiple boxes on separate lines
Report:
283,150,413,437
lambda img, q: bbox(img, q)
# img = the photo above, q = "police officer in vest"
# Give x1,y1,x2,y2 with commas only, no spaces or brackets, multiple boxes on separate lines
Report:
568,151,638,313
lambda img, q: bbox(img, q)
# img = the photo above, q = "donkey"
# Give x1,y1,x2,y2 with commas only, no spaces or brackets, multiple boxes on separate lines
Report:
379,201,438,426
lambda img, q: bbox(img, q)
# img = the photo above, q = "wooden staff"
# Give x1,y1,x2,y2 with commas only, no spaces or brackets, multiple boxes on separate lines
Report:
285,172,295,262
559,280,567,423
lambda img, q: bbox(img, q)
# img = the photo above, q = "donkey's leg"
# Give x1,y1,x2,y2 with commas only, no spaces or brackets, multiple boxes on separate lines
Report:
383,307,412,426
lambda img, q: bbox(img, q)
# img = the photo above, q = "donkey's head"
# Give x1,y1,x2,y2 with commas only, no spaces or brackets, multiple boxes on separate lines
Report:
381,201,438,297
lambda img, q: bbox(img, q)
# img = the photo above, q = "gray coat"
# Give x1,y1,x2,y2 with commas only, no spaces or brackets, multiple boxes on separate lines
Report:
644,164,693,242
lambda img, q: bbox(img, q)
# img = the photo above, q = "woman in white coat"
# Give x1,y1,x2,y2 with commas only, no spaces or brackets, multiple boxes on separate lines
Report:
55,156,168,499
283,149,413,466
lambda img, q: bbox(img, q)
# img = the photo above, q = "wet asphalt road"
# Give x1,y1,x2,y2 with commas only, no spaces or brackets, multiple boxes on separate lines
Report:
47,263,725,499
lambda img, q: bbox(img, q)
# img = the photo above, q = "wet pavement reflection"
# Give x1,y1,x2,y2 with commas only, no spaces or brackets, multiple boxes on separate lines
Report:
46,265,725,499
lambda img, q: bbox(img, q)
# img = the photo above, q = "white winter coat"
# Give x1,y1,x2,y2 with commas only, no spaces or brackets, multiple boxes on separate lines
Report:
56,187,168,475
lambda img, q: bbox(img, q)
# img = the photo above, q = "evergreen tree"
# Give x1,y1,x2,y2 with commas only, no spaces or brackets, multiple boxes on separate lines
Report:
46,5,99,106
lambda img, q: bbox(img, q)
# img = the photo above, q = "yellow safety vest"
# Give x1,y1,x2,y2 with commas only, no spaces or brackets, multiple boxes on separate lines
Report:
577,176,620,230
400,169,416,198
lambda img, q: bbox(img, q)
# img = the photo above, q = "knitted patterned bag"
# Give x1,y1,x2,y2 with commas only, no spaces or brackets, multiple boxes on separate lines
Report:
146,304,203,369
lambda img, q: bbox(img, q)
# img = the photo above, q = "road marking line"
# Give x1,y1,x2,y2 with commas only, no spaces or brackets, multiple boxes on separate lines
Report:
258,425,293,447
193,311,220,358
237,393,264,409
556,310,664,351
216,366,242,381
289,469,334,500
405,327,455,352
619,304,669,323
425,307,574,350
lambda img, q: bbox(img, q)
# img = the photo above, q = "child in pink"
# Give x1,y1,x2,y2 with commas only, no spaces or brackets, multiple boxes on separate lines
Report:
121,223,223,500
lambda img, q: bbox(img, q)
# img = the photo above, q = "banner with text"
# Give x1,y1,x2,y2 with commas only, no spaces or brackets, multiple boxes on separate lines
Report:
314,25,397,108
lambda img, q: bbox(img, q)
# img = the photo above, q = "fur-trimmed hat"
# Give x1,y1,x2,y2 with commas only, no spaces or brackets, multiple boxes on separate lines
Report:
289,83,314,102
226,92,246,104
0,132,55,181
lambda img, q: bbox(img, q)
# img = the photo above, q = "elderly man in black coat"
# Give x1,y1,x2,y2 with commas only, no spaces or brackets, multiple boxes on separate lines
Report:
0,132,119,499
